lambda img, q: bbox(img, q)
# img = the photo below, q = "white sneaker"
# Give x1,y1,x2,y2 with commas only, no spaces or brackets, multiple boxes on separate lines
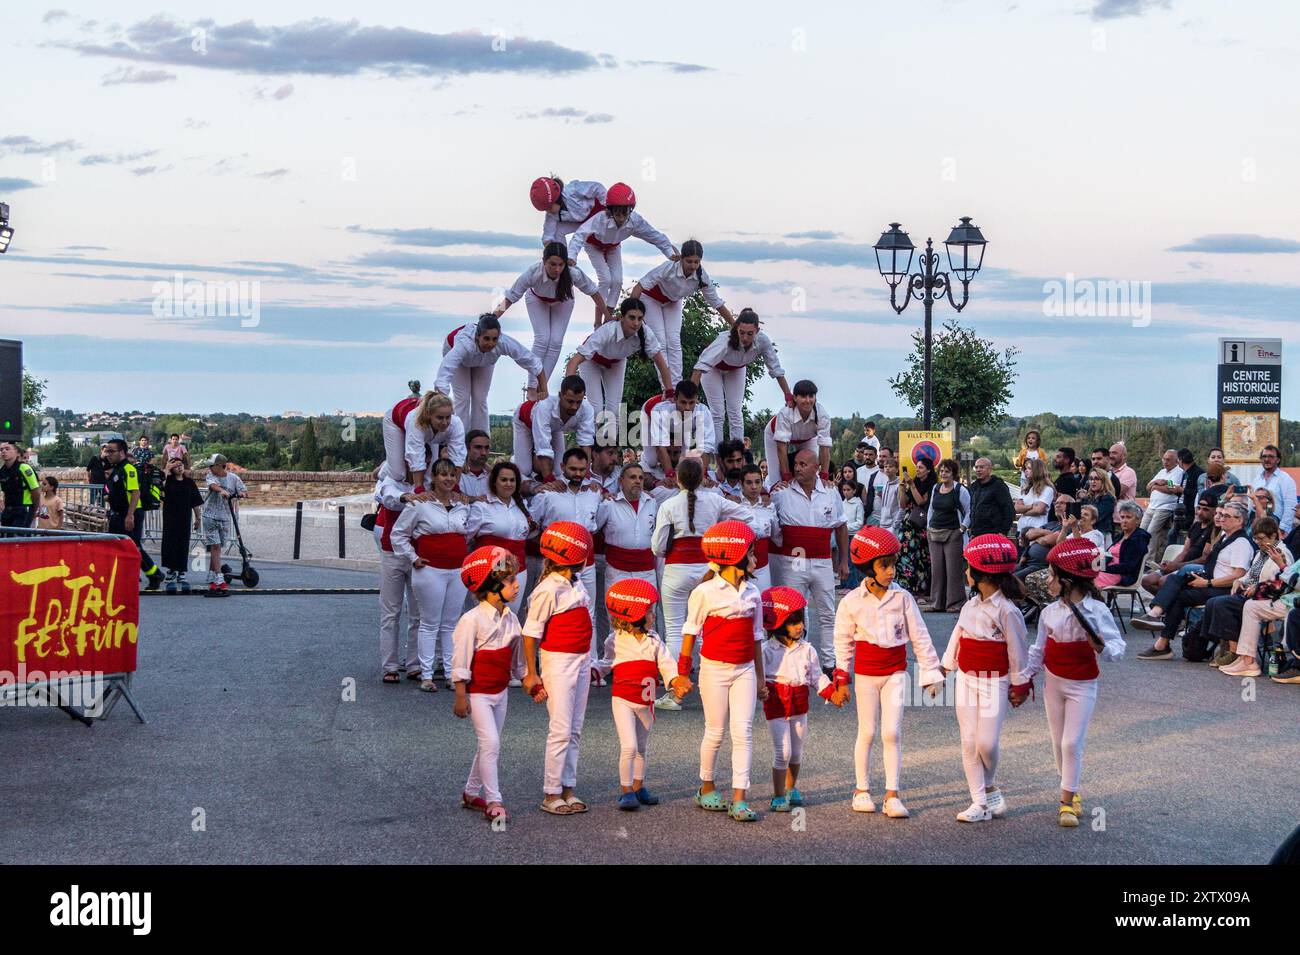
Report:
1221,658,1261,677
985,788,1007,817
956,803,992,823
882,796,910,818
851,790,876,813
654,691,681,711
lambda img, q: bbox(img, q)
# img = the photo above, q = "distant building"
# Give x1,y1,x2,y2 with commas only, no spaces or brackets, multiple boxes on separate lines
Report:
34,429,124,448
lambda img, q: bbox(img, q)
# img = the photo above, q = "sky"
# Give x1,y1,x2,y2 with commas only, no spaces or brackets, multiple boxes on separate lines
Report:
2,0,1298,420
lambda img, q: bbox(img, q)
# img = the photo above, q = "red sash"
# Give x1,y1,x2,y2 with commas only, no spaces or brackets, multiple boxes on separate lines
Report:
611,659,660,705
713,360,744,372
589,352,618,368
476,534,527,564
414,533,467,569
525,536,542,558
665,535,706,565
1045,638,1100,681
754,537,770,569
469,644,514,695
605,544,655,572
517,399,537,428
390,395,419,428
540,605,592,655
700,615,756,665
586,234,620,252
957,637,1009,677
763,681,810,720
593,530,605,556
854,642,907,676
641,285,672,304
773,525,833,560
529,289,560,304
375,506,403,553
444,324,465,351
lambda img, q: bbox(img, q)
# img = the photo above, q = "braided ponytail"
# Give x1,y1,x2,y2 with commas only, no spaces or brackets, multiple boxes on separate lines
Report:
678,457,703,534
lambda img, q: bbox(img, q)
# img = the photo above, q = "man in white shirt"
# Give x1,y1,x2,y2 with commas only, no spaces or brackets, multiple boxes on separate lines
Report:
512,375,596,486
639,380,716,484
1141,448,1185,567
761,380,832,490
1253,444,1298,534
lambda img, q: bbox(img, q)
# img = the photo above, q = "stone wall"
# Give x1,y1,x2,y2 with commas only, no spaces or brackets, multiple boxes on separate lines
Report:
45,468,374,508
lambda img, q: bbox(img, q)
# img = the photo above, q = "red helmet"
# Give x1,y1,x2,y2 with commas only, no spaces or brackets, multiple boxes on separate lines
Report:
761,586,806,632
849,526,901,565
1047,537,1100,579
963,533,1019,574
701,520,755,566
539,521,593,565
605,577,660,623
530,176,560,211
605,182,636,208
461,545,515,592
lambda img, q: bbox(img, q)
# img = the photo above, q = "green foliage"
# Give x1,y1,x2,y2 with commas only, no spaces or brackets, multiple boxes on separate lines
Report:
40,430,79,467
22,370,46,444
293,419,320,471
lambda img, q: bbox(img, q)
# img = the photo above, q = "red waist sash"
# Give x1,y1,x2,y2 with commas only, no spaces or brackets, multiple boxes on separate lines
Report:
476,534,527,564
470,644,514,695
390,395,418,428
589,352,618,368
444,324,465,351
754,537,769,569
641,285,672,304
763,681,810,720
713,360,744,372
605,543,655,572
854,642,907,676
586,234,619,252
540,605,592,655
700,615,756,665
517,399,536,428
414,533,467,569
665,535,706,565
1045,638,1099,681
773,525,832,560
611,659,660,705
957,637,1009,676
528,289,560,304
376,506,402,553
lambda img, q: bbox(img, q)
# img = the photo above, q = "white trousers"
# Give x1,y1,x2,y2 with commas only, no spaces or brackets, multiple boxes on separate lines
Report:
539,649,591,795
641,296,685,383
698,659,757,790
854,670,907,792
448,363,495,435
1238,598,1289,657
954,670,1008,804
411,565,467,679
381,415,409,483
1044,672,1098,793
762,432,819,490
769,712,808,771
661,561,710,659
769,555,836,661
379,549,420,673
583,244,624,317
525,292,576,387
511,416,565,478
699,368,747,443
465,689,508,804
578,358,627,423
612,696,653,787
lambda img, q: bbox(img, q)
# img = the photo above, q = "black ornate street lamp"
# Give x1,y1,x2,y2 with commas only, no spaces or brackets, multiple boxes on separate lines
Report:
873,217,987,429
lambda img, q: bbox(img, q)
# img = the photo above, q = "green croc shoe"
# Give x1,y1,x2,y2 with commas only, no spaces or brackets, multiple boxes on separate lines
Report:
694,788,730,812
729,800,757,822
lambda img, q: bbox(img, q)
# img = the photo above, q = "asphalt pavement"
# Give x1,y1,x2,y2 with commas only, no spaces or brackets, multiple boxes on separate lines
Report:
3,561,1297,865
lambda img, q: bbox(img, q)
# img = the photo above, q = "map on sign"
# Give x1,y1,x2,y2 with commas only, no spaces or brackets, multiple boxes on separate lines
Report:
1221,411,1278,464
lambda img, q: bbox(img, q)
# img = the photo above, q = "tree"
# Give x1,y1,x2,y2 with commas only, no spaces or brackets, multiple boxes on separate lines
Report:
22,370,46,444
41,430,78,467
888,319,1018,447
294,418,320,470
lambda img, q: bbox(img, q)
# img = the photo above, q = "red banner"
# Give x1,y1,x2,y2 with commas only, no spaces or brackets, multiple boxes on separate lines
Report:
1,537,141,679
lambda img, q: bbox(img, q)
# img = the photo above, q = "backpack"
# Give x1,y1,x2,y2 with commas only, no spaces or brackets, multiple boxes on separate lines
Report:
1180,608,1218,662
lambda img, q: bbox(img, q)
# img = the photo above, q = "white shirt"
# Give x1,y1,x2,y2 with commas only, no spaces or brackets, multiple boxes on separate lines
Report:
1023,597,1125,683
771,478,846,530
1212,536,1255,581
594,630,677,686
1254,468,1299,533
1147,465,1186,512
855,464,880,488
651,489,749,556
376,475,415,512
639,401,717,471
568,209,675,261
402,407,468,473
587,464,623,496
529,485,601,537
576,320,664,364
693,328,784,378
465,496,531,543
738,496,778,544
1017,483,1055,530
450,601,524,685
541,179,606,244
435,325,543,394
832,583,944,686
941,589,1030,678
637,259,725,310
519,395,596,455
841,496,865,537
457,467,489,500
504,259,599,304
769,403,832,448
682,576,764,645
762,640,831,696
861,434,881,452
596,492,658,550
389,498,471,567
522,572,592,639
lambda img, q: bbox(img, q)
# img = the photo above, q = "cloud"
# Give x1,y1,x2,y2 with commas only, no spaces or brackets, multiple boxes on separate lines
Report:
251,167,289,179
101,66,177,85
62,245,110,252
517,106,614,124
1090,0,1172,19
0,135,82,154
350,225,537,250
626,59,713,73
254,83,295,100
79,149,160,166
184,117,209,129
1168,233,1300,254
0,177,42,192
352,250,535,274
43,10,70,24
60,17,606,78
698,238,877,268
131,164,173,176
784,230,842,240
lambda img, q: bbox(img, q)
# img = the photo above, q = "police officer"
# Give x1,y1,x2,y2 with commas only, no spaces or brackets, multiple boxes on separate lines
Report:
103,438,164,589
0,441,40,528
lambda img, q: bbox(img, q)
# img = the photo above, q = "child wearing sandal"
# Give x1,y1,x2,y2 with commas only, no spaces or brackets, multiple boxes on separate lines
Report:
942,534,1032,823
451,546,524,824
594,578,693,811
681,521,769,822
761,586,840,813
830,526,945,819
1022,536,1125,827
521,521,596,817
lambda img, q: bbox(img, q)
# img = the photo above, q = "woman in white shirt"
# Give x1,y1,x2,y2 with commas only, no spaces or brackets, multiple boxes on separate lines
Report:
691,308,790,443
629,239,736,382
1015,457,1055,543
464,461,535,615
564,297,674,419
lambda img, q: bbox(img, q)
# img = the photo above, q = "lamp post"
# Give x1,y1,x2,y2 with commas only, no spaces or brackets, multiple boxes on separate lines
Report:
873,218,987,429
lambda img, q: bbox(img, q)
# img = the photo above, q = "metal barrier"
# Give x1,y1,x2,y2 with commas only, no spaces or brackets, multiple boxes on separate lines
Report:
47,485,161,541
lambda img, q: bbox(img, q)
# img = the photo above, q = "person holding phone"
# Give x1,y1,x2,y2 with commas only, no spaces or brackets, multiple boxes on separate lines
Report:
1202,517,1292,673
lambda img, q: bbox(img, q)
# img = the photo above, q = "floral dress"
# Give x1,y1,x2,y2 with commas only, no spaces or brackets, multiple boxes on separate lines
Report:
896,474,933,597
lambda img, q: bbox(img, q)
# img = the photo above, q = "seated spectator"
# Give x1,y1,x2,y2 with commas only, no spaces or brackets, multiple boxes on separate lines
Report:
1133,499,1253,659
1014,457,1054,548
1015,497,1068,604
1094,500,1150,589
1248,486,1275,531
1062,502,1106,552
1140,449,1184,568
1012,429,1044,469
1140,493,1215,594
1203,517,1292,675
1077,468,1117,545
1269,605,1300,684
1285,499,1300,556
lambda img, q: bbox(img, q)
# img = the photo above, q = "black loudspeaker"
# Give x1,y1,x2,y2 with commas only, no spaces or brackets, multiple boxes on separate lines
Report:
0,340,22,442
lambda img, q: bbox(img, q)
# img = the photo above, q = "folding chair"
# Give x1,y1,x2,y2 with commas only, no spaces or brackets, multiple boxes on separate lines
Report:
1103,584,1148,633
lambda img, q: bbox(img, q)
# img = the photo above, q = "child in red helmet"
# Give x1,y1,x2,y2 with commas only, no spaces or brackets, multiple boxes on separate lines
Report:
521,521,596,816
1022,537,1126,827
681,520,768,821
831,526,945,819
761,586,842,813
594,578,693,811
941,534,1032,823
451,546,524,824
531,176,607,247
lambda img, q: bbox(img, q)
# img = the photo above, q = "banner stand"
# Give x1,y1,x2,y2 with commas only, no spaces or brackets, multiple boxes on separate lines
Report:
0,672,146,726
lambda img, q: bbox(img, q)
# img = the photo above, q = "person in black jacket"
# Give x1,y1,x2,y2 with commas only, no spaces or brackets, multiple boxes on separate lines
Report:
1172,448,1202,545
966,457,1015,538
